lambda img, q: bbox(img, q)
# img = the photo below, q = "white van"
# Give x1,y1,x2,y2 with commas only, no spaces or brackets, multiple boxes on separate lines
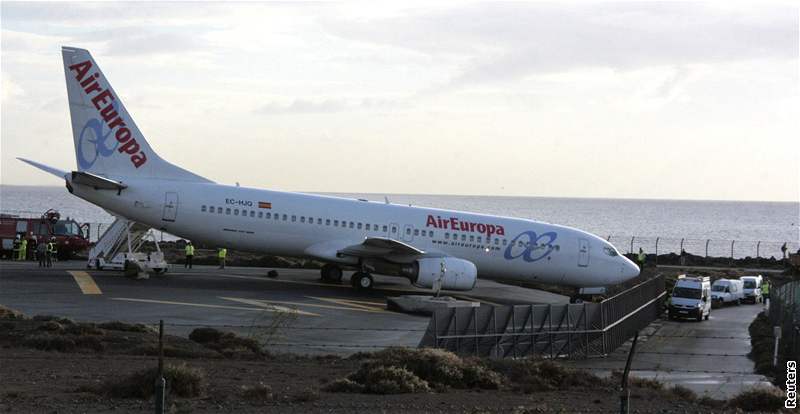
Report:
740,275,763,304
668,275,712,321
710,278,744,307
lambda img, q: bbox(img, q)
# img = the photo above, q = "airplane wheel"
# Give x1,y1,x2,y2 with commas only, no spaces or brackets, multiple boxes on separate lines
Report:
321,264,342,283
352,272,374,290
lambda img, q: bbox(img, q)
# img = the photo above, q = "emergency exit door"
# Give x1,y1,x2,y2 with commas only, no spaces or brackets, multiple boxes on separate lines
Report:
162,192,178,222
578,238,589,267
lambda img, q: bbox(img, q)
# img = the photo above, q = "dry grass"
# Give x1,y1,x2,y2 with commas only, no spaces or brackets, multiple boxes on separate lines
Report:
103,363,206,399
241,382,273,401
728,387,785,412
188,327,262,356
491,359,600,393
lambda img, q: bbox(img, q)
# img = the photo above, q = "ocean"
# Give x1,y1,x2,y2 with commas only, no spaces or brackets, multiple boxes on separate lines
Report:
1,185,797,258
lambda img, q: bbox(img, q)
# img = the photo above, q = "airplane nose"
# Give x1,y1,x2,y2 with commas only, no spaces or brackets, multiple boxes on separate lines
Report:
620,257,640,281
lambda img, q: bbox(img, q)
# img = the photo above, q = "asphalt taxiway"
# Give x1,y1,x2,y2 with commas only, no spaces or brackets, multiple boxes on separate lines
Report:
0,260,566,354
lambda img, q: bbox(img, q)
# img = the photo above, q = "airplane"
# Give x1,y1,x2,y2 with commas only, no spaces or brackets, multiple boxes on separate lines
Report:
19,46,640,296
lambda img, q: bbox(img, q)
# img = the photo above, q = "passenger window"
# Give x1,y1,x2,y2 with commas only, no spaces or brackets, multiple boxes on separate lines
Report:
234,209,239,216
383,225,388,232
406,228,411,235
334,220,339,226
266,212,271,219
326,219,331,225
477,236,481,243
282,214,287,221
218,207,223,214
209,206,215,213
494,238,499,245
470,235,475,242
421,230,426,236
430,231,434,237
201,205,207,212
226,208,231,215
309,217,313,223
445,233,450,239
461,235,466,241
250,211,255,217
414,229,419,236
292,215,296,222
242,209,247,216
366,224,371,230
300,217,305,223
258,212,262,218
349,222,354,229
357,223,362,229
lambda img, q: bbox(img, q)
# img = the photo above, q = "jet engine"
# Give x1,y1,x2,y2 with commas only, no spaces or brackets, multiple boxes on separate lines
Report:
403,257,478,291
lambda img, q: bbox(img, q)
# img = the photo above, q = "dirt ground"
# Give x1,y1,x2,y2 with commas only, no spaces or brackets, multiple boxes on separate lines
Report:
0,311,742,414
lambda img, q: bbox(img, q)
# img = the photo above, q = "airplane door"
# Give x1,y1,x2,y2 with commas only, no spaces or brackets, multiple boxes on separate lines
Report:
162,192,178,222
578,238,589,267
389,223,399,240
402,224,414,242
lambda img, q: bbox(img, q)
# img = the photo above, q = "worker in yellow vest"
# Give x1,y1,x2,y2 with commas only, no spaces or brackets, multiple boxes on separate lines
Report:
637,248,646,270
19,238,28,261
184,241,195,269
762,279,770,302
46,238,55,268
218,247,227,269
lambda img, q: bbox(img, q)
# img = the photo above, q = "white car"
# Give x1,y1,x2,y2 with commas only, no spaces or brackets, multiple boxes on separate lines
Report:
740,275,763,304
710,278,743,307
669,275,711,321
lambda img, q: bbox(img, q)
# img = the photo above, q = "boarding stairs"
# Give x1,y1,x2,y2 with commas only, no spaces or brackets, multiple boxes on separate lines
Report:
87,217,167,277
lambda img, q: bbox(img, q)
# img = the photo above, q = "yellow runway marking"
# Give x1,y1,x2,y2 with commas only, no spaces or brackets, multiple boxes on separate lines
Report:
68,271,102,295
222,296,385,314
112,297,319,317
307,296,386,313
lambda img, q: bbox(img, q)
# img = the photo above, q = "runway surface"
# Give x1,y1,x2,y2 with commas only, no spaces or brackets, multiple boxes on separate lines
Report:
565,300,772,398
0,260,566,354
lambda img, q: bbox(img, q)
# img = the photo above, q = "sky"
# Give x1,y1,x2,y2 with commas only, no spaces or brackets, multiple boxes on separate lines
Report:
1,1,798,202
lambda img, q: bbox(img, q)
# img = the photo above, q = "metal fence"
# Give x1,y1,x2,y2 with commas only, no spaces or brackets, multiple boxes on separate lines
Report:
768,280,800,363
420,275,665,359
608,235,798,260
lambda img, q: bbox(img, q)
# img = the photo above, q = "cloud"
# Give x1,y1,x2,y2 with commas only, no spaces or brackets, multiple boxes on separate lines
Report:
322,3,798,90
255,97,405,115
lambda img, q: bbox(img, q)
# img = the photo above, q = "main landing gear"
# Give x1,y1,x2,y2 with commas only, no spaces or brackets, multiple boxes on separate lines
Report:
350,271,374,290
320,264,343,283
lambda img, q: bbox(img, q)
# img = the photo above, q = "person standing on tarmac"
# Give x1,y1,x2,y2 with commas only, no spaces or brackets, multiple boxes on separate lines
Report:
184,241,195,269
37,238,47,267
12,236,21,261
218,247,227,269
762,279,770,302
637,248,646,270
19,238,28,261
781,243,788,260
46,238,55,268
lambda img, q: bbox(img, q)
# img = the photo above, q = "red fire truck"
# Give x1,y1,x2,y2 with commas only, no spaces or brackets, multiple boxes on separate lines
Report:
0,209,91,260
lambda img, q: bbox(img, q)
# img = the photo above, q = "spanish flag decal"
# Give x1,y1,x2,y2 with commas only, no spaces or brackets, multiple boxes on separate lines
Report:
258,202,272,209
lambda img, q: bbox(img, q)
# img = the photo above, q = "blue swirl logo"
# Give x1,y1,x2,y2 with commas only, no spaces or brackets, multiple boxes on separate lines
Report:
76,107,119,170
503,231,558,262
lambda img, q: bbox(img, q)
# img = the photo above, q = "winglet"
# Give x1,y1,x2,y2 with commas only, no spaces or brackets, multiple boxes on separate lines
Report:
17,158,68,179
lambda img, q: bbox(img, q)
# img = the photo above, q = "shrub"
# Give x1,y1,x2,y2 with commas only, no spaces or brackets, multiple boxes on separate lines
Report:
0,306,26,320
65,323,104,336
728,387,785,412
669,384,696,400
23,333,76,352
492,359,598,393
97,321,153,333
241,382,273,401
322,378,364,393
188,327,261,355
105,363,206,399
32,315,74,325
292,388,320,402
350,365,430,394
37,320,65,333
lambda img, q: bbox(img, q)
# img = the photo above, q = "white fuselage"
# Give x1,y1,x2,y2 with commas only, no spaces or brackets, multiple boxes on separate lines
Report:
70,177,639,288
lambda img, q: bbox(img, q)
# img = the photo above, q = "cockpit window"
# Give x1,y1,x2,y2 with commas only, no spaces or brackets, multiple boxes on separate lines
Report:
603,246,618,257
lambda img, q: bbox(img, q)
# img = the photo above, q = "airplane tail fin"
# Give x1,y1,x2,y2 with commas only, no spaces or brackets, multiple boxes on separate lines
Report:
62,46,211,182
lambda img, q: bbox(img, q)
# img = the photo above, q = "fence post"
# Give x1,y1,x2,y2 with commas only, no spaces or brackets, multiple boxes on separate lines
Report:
705,239,710,257
630,237,635,254
619,331,639,414
654,238,659,266
607,235,612,242
756,241,761,258
730,241,735,265
155,320,165,414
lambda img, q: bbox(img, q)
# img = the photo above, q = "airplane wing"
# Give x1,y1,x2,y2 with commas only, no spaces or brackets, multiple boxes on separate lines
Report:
339,237,425,257
304,237,429,264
